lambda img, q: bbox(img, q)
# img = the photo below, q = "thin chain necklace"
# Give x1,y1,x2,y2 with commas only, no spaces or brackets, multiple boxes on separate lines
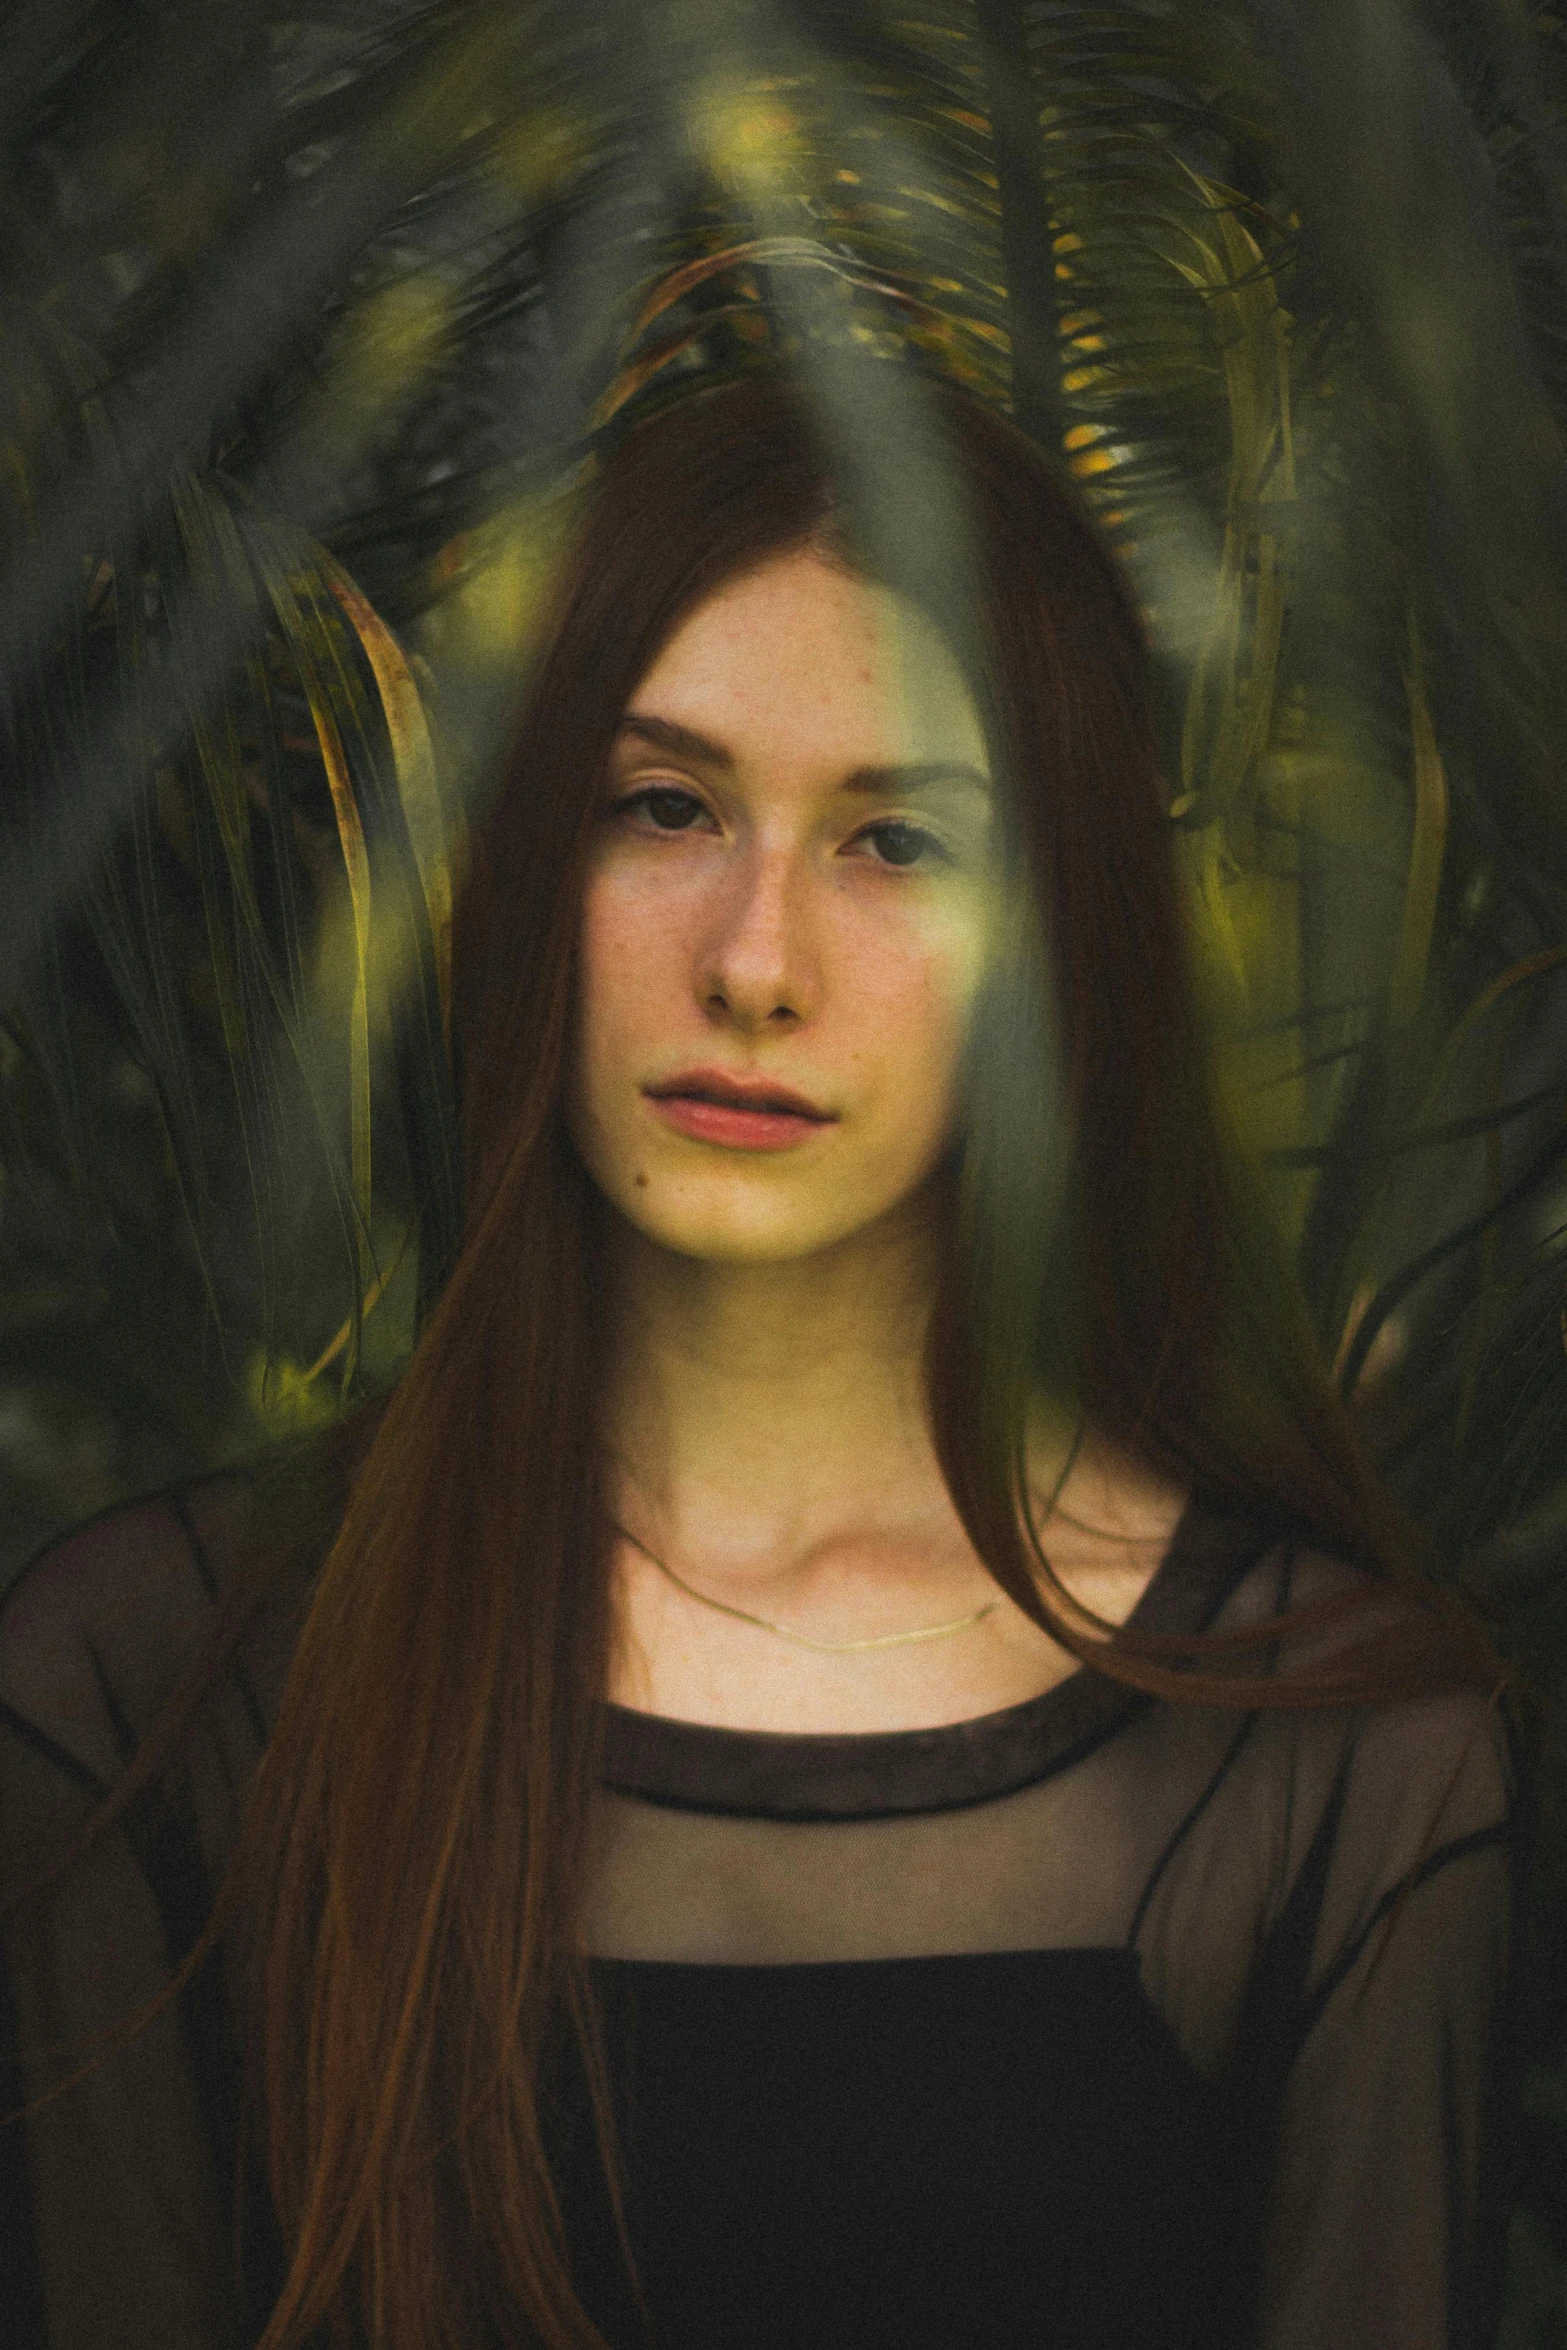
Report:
614,1525,1001,1654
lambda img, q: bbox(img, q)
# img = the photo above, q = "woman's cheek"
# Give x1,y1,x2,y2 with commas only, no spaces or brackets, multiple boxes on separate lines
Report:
898,885,990,1050
573,883,658,1150
582,875,680,1049
859,942,974,1156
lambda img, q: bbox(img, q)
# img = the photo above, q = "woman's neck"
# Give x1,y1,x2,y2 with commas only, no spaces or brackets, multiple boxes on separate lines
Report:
597,1187,1187,1734
602,1190,951,1581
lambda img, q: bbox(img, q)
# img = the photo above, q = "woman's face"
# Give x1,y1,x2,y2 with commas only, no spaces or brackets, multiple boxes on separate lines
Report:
569,546,996,1264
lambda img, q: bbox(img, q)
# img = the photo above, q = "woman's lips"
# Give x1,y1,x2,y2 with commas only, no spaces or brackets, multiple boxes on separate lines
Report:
644,1073,835,1153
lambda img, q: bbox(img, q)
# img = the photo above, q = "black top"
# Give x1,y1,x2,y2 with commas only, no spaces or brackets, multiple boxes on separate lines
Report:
0,1476,1523,2348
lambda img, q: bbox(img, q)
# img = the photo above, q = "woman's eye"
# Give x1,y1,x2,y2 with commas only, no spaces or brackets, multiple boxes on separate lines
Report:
853,820,949,870
617,785,709,832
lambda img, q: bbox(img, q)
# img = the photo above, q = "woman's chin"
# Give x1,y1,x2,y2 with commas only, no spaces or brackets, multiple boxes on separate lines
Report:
626,1209,872,1268
603,1181,902,1270
604,1172,953,1277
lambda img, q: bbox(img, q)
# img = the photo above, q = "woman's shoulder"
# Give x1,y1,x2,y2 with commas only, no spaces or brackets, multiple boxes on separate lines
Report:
1210,1527,1522,1859
1,1480,233,1769
0,1459,320,1808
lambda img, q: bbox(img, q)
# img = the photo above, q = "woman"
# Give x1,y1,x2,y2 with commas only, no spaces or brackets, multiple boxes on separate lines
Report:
0,369,1522,2350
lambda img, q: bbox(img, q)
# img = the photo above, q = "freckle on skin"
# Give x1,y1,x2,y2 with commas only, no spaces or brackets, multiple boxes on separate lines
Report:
634,1170,649,1189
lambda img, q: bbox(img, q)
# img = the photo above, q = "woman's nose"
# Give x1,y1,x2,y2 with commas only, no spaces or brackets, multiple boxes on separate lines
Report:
697,841,815,1032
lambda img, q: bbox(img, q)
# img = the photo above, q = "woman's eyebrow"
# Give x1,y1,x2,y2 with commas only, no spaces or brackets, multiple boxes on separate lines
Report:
841,760,991,796
615,714,989,795
615,713,732,767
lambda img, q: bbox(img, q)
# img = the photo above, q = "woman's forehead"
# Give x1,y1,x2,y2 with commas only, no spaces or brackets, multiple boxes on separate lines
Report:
628,549,989,776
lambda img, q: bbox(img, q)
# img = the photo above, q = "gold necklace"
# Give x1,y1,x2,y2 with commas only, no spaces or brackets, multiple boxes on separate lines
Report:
614,1526,1001,1654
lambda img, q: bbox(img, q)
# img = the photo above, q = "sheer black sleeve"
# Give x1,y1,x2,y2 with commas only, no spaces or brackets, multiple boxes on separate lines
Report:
0,1482,282,2350
1238,1687,1521,2350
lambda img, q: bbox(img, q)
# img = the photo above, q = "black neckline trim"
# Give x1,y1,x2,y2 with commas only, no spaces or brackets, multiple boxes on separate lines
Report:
600,1499,1282,1820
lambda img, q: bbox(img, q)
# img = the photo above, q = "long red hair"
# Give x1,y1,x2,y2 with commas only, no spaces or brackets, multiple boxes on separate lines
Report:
5,369,1500,2348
